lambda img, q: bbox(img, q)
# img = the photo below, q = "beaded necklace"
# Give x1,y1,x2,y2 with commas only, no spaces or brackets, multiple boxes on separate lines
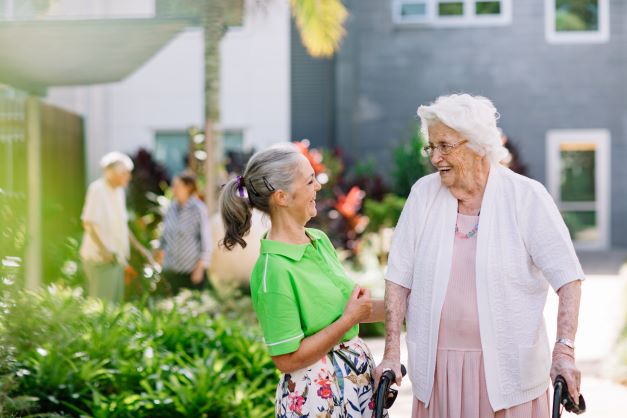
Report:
455,222,479,239
455,212,480,239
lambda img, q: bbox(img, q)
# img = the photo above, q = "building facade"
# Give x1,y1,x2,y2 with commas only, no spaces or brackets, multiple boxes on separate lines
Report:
292,0,625,250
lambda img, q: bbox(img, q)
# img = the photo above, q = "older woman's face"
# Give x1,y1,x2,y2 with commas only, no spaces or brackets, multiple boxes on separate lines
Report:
105,167,131,188
427,122,480,189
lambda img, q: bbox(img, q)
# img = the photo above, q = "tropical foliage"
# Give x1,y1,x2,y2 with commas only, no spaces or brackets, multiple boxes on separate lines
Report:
0,286,276,418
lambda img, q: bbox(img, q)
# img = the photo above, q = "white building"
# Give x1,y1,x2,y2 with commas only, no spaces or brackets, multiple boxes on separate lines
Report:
32,0,291,180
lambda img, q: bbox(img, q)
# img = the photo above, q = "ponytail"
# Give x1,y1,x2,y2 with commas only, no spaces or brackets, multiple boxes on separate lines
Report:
219,177,252,250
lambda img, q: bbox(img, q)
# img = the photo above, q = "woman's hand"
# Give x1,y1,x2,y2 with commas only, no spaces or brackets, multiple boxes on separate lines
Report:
550,344,581,405
374,358,404,388
191,261,205,284
341,285,373,326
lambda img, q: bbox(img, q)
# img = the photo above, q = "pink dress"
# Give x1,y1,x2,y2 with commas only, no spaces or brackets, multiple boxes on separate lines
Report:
413,213,550,418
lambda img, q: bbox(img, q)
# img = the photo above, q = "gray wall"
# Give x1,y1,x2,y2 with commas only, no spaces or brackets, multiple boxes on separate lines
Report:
291,21,336,149
324,0,627,247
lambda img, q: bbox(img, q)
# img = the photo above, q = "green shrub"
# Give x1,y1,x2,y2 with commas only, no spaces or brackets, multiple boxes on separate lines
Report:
363,194,407,233
391,123,432,198
0,286,278,417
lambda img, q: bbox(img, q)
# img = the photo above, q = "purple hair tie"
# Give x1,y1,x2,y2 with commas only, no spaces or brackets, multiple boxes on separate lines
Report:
236,175,245,197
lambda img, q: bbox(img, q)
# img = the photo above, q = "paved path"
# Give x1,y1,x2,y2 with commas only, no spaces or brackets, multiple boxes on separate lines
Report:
365,251,627,417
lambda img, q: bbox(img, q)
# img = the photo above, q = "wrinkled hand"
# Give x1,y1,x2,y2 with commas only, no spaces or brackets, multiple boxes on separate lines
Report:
374,357,403,389
342,285,372,325
550,345,581,405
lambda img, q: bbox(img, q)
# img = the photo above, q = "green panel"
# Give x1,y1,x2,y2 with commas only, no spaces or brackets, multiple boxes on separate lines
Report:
560,149,595,202
476,1,501,15
155,132,188,178
438,2,464,16
556,0,599,31
561,211,597,242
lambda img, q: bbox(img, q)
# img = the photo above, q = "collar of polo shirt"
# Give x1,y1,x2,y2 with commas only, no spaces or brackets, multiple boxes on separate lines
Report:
260,229,323,261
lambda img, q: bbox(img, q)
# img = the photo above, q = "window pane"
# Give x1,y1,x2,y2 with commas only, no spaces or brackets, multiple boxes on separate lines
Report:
155,132,189,178
559,145,595,202
438,2,463,16
556,0,599,32
401,2,427,17
223,130,244,153
561,211,598,242
476,1,501,15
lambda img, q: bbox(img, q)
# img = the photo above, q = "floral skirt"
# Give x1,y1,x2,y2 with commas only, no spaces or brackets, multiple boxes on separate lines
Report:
275,337,386,418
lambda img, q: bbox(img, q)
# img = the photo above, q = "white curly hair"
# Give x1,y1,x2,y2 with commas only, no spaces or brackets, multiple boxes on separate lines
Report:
417,94,509,164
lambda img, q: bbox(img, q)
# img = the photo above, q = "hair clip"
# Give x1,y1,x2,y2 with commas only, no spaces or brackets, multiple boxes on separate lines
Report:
262,176,275,192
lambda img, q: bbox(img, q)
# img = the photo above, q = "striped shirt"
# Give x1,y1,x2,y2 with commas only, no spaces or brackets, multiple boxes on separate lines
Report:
160,196,212,273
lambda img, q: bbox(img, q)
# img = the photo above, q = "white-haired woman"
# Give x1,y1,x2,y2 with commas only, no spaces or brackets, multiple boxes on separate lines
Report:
80,152,152,302
219,144,385,417
374,94,584,418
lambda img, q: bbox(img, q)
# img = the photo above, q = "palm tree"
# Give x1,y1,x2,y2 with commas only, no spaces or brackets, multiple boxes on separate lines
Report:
158,0,348,212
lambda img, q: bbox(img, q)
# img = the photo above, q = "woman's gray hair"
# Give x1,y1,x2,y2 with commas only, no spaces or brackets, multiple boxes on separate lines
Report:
100,151,134,172
417,94,509,164
219,143,302,250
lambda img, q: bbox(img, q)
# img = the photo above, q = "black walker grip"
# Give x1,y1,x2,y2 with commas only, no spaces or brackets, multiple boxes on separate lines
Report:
552,375,586,417
374,364,407,418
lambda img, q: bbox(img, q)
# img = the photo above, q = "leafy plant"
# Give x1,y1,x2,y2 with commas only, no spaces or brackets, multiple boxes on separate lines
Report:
363,194,407,233
391,123,432,198
0,286,278,417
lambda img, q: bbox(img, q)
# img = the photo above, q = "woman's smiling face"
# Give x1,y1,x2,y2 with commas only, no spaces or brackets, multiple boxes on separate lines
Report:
427,122,481,189
287,154,322,224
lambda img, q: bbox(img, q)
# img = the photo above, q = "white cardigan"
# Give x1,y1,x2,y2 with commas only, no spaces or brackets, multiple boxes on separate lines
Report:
386,164,584,411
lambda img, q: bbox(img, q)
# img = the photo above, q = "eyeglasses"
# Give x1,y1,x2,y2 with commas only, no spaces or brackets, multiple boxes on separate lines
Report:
422,139,468,157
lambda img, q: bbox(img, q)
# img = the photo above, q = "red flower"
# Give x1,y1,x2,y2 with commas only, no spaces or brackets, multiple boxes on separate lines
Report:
288,391,305,414
294,140,326,174
317,384,333,399
368,398,375,410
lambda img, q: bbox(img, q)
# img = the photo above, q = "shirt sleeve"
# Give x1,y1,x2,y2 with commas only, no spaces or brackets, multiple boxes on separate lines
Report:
386,187,420,289
81,182,105,224
256,291,304,356
521,182,585,291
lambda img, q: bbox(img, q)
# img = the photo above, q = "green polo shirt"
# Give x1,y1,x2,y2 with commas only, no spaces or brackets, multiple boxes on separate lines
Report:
250,228,359,356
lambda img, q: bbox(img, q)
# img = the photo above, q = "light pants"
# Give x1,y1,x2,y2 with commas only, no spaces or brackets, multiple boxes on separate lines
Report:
83,260,124,303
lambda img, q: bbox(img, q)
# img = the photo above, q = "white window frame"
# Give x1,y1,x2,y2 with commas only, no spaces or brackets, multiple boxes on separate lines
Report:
392,0,512,27
545,0,609,44
546,129,610,250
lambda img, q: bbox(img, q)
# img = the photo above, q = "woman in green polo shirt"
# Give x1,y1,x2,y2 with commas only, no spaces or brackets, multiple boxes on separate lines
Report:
219,144,386,417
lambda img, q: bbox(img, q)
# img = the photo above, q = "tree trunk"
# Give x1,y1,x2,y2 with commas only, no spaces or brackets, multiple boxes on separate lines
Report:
202,1,226,214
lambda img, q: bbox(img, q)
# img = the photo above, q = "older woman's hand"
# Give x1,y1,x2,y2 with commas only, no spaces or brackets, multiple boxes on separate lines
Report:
550,344,581,405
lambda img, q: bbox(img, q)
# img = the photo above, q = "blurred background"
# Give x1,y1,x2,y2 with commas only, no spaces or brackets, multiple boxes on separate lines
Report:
1,0,626,417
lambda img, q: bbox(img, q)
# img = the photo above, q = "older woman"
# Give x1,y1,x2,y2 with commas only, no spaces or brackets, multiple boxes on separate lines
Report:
375,94,583,418
80,152,152,302
158,172,212,294
219,144,385,417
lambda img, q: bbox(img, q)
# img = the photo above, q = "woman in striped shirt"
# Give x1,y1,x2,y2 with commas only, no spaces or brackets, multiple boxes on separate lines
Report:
158,172,212,294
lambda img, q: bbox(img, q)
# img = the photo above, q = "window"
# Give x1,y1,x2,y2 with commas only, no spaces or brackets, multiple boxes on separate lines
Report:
545,0,609,43
392,0,512,26
222,129,244,153
546,130,610,249
154,131,189,178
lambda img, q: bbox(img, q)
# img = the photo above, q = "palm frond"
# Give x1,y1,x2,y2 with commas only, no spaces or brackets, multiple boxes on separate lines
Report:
290,0,348,58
